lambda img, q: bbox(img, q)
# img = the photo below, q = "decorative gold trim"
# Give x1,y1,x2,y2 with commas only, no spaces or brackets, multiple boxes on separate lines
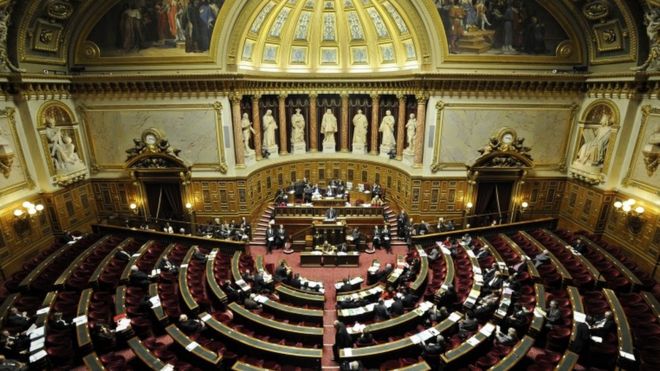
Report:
431,102,576,172
0,108,34,197
622,105,660,195
80,103,228,173
36,100,75,129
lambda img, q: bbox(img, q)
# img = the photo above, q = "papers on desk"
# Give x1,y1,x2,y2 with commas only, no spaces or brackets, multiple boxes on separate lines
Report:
29,349,47,363
574,311,587,323
368,266,379,274
311,251,322,255
161,364,175,371
254,295,269,304
200,313,212,322
36,307,50,315
441,247,451,255
343,348,353,357
480,323,495,336
620,351,635,361
534,307,546,318
73,315,88,326
474,274,483,284
497,262,508,270
448,312,462,322
185,341,199,351
150,269,161,277
467,337,481,346
132,253,141,258
337,252,347,256
474,267,482,275
29,337,45,352
180,264,188,269
467,250,476,258
409,334,423,344
349,277,363,285
351,322,366,334
149,296,161,308
591,336,603,343
28,326,44,339
116,318,131,332
235,279,251,292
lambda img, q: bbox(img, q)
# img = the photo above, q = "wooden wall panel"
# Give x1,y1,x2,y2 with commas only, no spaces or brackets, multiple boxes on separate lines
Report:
413,179,468,225
520,178,566,219
43,181,98,233
91,180,138,216
558,180,613,233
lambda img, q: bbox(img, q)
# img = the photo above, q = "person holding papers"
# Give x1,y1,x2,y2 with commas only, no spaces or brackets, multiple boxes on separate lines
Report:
333,321,353,362
192,246,207,262
114,246,131,262
265,225,276,253
495,327,518,346
158,257,178,274
325,207,338,220
590,311,614,337
49,312,70,331
6,308,31,331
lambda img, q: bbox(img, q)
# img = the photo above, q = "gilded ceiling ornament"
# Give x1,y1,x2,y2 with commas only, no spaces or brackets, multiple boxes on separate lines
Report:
633,8,660,72
582,1,609,20
0,0,25,72
46,0,74,21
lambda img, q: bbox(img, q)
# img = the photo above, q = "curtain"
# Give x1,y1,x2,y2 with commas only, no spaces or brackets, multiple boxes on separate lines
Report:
475,181,514,226
162,182,184,220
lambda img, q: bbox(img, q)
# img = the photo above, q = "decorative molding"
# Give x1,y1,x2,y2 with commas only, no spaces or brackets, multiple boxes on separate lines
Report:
0,107,34,196
622,105,660,195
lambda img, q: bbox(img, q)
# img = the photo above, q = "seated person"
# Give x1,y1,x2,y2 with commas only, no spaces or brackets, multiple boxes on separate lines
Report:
484,271,505,293
401,288,419,309
445,220,455,231
371,195,384,206
338,242,348,253
436,284,457,308
475,246,491,260
356,329,374,346
221,280,241,302
1,329,29,358
289,273,302,289
425,305,449,326
0,354,27,371
374,299,390,320
503,303,531,332
49,312,70,331
458,311,478,339
544,300,562,329
243,293,262,310
274,261,290,282
589,311,614,337
474,293,499,317
427,246,440,262
192,246,207,261
378,263,393,282
417,220,430,235
436,217,446,232
5,308,30,331
241,269,255,283
389,297,404,316
129,265,150,288
533,250,551,268
158,257,178,274
420,334,446,368
495,327,518,346
178,314,205,334
114,246,131,261
322,240,336,254
92,322,116,354
573,238,587,254
337,279,352,293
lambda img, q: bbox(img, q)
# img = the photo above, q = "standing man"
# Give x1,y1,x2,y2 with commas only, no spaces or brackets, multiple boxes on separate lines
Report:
397,209,408,238
276,224,287,250
333,321,353,362
265,225,276,253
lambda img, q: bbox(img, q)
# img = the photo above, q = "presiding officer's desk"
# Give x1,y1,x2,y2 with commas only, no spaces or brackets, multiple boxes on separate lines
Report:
300,251,359,267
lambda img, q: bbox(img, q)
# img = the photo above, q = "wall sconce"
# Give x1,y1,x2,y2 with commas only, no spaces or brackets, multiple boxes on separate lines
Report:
465,202,473,213
185,202,193,214
613,198,645,234
129,202,139,215
13,201,44,236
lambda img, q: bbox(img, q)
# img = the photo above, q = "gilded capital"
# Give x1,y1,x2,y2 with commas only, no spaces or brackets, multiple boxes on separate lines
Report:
416,93,428,103
230,93,243,104
396,94,406,101
370,93,380,100
278,93,288,100
309,93,318,99
212,101,223,111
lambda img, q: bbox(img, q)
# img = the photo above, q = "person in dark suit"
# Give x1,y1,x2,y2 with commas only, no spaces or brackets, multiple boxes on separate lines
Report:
0,354,27,371
289,273,302,289
337,279,352,293
326,207,338,220
570,321,591,354
397,209,408,238
114,247,131,261
389,297,404,316
402,289,418,309
428,246,440,262
356,329,374,346
265,226,276,253
333,321,353,362
49,312,70,331
378,264,393,282
178,314,205,334
276,225,287,250
484,271,504,293
5,308,30,331
436,284,457,308
158,257,178,274
351,228,361,249
544,300,562,329
425,305,449,326
590,311,614,337
420,334,446,371
573,238,587,254
274,261,289,282
92,322,116,354
458,311,478,339
192,247,207,261
381,225,392,254
503,303,530,332
244,293,261,310
372,226,382,250
374,299,390,320
221,280,241,302
495,327,518,346
533,250,551,268
129,265,150,288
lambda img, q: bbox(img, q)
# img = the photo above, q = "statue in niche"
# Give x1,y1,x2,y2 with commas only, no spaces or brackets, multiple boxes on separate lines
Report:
379,110,396,150
404,113,417,153
241,113,255,154
54,135,82,171
352,109,368,145
291,108,306,144
262,109,278,148
321,108,338,144
574,111,613,168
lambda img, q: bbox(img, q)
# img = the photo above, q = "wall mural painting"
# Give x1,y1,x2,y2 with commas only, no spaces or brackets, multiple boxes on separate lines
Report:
434,0,569,56
87,0,225,57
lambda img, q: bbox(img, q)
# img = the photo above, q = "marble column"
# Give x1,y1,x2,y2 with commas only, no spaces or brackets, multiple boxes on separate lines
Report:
309,93,318,152
395,94,406,160
251,95,262,160
413,94,428,168
340,93,349,152
370,93,380,155
278,93,288,155
231,94,245,168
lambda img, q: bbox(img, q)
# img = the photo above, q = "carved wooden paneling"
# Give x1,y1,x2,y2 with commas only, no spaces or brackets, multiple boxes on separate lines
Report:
559,180,611,233
43,182,97,233
520,178,566,218
91,180,138,216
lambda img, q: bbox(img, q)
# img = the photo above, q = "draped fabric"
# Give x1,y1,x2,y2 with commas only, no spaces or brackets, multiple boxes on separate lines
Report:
144,182,183,222
475,181,514,226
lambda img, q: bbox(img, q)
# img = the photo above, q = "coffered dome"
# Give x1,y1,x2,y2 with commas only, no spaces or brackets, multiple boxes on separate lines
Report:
237,0,425,74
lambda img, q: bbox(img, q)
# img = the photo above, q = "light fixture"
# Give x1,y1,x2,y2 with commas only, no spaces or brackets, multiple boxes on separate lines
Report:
13,200,44,236
465,202,473,212
613,198,645,234
520,201,529,215
185,202,193,214
129,202,138,215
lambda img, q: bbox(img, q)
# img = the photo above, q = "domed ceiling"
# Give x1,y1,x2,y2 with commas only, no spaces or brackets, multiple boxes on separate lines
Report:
237,0,424,73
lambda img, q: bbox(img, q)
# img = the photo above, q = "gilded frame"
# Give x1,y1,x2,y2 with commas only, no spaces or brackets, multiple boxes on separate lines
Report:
623,105,660,195
79,102,228,173
430,101,577,172
0,108,34,197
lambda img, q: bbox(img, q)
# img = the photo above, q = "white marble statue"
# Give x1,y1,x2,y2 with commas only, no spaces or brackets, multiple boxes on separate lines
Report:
291,108,306,144
575,112,613,167
241,113,256,154
405,113,417,153
352,109,368,145
262,109,278,147
379,110,396,150
321,108,338,144
54,135,82,170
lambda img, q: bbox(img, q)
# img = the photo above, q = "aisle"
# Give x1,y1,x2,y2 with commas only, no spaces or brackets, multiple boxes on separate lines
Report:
251,243,409,368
